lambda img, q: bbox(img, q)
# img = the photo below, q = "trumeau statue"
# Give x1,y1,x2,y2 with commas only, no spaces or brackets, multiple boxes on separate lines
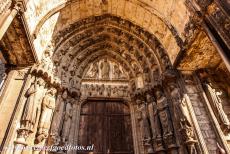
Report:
21,78,45,132
36,87,57,143
101,59,110,79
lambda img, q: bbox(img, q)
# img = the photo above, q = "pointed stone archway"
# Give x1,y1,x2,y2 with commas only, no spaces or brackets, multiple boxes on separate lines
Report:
10,14,200,154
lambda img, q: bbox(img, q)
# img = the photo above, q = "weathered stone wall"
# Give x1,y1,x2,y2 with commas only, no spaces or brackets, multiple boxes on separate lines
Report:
181,72,218,153
0,68,30,148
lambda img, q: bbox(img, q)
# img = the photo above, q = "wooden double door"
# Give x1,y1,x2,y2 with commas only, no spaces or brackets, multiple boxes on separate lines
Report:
78,100,134,154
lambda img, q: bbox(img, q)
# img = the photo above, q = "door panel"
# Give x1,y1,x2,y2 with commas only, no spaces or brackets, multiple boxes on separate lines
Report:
78,101,134,154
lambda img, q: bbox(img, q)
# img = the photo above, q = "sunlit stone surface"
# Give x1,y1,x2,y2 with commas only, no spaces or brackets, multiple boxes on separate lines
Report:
0,0,230,154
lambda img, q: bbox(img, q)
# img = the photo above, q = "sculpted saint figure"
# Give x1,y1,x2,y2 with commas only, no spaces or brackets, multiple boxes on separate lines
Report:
146,94,160,139
146,94,164,152
21,78,45,132
50,90,68,141
61,99,73,143
36,87,57,143
101,59,110,79
155,90,173,136
136,99,152,145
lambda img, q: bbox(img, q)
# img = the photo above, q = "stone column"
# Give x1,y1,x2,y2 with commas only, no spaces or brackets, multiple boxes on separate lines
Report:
0,1,26,40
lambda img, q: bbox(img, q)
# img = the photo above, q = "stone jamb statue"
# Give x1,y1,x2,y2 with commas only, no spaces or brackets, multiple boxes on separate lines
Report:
35,87,57,144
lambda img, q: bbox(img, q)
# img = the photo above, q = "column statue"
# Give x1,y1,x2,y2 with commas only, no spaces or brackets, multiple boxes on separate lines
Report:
35,87,57,144
50,90,68,145
155,90,173,136
154,89,176,149
146,93,165,152
21,78,45,132
136,99,153,153
14,77,46,154
61,98,73,143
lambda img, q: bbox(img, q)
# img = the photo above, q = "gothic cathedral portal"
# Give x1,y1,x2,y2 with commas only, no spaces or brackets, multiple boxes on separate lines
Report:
1,1,230,154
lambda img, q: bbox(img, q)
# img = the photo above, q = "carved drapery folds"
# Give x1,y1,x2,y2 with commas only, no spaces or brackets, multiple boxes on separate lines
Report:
132,69,199,154
133,86,178,154
14,43,76,153
84,58,128,80
154,87,176,149
35,87,57,144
